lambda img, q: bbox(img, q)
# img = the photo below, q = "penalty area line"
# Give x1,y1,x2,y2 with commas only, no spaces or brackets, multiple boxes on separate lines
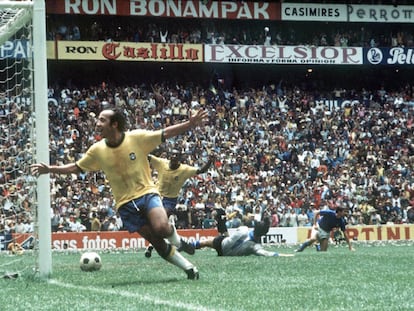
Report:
49,279,218,311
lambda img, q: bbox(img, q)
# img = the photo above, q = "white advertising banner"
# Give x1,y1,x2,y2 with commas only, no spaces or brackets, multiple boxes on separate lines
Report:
281,3,347,21
348,4,414,23
205,44,363,65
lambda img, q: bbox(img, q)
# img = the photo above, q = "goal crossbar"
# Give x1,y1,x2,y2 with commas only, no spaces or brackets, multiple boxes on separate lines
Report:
0,1,34,9
0,7,32,46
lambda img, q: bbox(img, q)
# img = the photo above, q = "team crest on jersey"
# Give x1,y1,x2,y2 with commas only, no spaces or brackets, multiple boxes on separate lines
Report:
129,152,136,160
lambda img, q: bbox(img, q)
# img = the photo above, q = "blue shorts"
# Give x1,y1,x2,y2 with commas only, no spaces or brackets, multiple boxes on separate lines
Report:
118,193,162,233
162,197,178,215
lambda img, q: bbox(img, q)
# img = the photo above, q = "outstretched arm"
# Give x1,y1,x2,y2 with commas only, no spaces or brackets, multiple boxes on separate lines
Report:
255,248,294,257
31,162,81,176
162,109,208,140
256,248,279,256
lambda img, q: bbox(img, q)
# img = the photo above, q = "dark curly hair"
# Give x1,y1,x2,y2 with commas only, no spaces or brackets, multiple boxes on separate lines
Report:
108,108,127,132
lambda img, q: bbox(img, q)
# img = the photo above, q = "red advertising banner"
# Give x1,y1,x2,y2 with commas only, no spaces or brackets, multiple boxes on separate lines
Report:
8,225,414,251
12,229,219,250
46,0,280,20
204,44,363,65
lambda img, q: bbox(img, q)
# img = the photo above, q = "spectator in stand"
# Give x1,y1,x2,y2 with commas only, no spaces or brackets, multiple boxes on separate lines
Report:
160,27,168,43
297,208,309,227
108,216,121,231
46,14,414,48
67,214,86,232
287,208,298,227
90,212,101,231
263,27,271,46
51,208,61,232
14,218,26,234
369,208,382,225
70,24,81,40
278,208,289,227
267,207,278,227
5,75,414,237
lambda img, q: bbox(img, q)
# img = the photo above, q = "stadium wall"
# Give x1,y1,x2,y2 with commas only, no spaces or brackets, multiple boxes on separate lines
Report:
5,224,414,251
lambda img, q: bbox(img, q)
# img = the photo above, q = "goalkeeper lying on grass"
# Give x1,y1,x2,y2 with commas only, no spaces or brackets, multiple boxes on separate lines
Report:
192,217,294,257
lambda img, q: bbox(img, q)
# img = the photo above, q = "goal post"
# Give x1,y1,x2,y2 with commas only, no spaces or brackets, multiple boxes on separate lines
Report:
33,0,51,279
0,0,51,278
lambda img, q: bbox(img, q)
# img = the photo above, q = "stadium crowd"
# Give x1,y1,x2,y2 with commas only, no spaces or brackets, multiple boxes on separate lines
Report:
1,78,414,235
47,15,414,48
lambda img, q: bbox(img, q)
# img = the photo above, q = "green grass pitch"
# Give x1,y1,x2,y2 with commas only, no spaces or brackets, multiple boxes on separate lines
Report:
1,242,413,311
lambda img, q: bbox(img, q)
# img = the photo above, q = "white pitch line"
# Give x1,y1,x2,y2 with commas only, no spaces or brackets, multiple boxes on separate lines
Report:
0,257,24,268
49,279,220,311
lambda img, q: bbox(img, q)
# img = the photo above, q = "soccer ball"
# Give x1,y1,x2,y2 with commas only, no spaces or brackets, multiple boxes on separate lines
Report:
79,252,102,272
264,27,269,32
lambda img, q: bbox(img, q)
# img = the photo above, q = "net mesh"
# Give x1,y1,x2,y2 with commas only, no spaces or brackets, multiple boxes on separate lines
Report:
0,3,37,276
0,5,32,47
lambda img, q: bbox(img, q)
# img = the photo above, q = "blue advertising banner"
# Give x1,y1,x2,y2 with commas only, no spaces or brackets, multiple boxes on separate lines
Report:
365,47,414,65
0,39,31,59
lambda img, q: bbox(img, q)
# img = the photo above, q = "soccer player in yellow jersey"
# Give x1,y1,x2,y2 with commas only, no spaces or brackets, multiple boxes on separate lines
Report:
31,107,208,280
144,150,213,257
149,150,213,216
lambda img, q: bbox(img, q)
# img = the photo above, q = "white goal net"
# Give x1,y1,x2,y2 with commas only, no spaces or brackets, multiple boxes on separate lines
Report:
0,3,32,46
0,0,50,278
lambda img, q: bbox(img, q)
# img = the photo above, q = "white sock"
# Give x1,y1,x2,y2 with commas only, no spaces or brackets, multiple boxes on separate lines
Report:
166,223,181,248
168,215,176,226
165,245,194,271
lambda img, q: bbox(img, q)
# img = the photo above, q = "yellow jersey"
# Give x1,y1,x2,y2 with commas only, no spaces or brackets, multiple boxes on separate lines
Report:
76,129,162,210
149,155,198,198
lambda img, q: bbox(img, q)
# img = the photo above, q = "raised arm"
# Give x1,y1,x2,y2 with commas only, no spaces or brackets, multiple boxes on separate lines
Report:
162,109,208,140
